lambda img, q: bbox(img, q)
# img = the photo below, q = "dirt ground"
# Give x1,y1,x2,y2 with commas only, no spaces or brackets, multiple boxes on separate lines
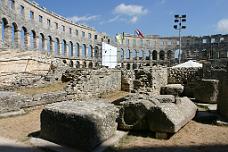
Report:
0,97,227,152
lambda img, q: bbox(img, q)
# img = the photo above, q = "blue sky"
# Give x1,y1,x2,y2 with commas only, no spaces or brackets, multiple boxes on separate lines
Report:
34,0,228,37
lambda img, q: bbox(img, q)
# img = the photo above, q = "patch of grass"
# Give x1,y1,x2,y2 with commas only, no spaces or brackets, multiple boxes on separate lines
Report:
16,82,67,96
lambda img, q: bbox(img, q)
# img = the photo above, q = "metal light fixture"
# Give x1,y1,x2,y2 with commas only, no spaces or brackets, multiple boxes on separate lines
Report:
174,14,187,63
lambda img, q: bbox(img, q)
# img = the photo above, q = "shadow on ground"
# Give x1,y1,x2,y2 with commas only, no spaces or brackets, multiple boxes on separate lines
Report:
105,144,228,152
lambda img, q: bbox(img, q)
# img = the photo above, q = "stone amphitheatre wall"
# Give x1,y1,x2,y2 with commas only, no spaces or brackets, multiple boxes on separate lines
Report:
0,0,112,68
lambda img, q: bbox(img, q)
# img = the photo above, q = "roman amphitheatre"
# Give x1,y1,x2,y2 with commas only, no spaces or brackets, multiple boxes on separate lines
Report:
0,0,227,152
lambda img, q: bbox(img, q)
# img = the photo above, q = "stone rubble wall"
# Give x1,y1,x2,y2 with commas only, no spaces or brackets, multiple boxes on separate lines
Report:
121,67,168,95
63,68,122,100
168,67,203,84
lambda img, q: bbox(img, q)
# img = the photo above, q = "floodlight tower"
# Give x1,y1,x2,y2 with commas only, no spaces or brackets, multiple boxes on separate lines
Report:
174,15,186,63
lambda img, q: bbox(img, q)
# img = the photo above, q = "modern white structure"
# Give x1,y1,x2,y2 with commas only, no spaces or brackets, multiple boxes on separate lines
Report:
102,42,118,68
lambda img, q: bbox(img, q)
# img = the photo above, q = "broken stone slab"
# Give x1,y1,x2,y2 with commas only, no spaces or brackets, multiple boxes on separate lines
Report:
147,97,197,133
117,98,156,131
153,95,175,103
161,84,184,96
40,101,118,152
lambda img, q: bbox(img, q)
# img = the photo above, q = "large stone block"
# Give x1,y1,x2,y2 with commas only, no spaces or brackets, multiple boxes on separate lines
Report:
147,97,197,133
154,95,175,103
161,84,184,96
192,79,219,103
40,101,117,152
117,99,156,130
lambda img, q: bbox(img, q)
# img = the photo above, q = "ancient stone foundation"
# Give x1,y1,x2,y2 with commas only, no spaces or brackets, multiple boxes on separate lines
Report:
117,94,197,134
40,101,117,151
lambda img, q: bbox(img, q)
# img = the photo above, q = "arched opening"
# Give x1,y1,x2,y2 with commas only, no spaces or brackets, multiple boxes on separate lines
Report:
30,30,36,49
94,46,99,59
125,49,130,59
138,50,143,60
75,43,80,58
127,63,131,70
21,27,28,48
88,62,93,68
167,50,172,60
76,61,80,68
39,33,45,50
145,50,150,60
88,45,92,58
54,38,60,56
62,39,67,56
69,41,73,57
2,18,9,47
133,63,137,69
11,22,18,48
81,44,86,58
132,50,137,60
47,36,53,54
120,48,124,60
69,60,73,67
159,50,165,60
152,50,157,60
83,61,87,68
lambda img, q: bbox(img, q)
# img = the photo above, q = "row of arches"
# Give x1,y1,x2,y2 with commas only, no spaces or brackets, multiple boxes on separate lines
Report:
120,49,173,61
1,18,100,59
63,60,99,69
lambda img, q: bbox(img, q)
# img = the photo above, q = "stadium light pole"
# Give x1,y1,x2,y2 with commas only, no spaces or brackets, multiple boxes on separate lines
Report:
174,14,186,64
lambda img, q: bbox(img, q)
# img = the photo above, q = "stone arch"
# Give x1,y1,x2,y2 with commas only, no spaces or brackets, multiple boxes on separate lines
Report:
159,50,165,60
81,44,86,58
54,38,60,56
133,63,137,69
69,41,73,57
152,50,157,60
75,42,80,58
83,61,87,68
39,33,45,50
62,39,67,56
120,48,124,60
75,61,80,68
2,18,9,47
21,26,28,49
132,50,137,60
125,49,130,59
69,60,73,67
88,45,92,58
94,46,99,59
145,50,150,60
30,30,36,49
88,62,93,68
167,50,173,60
138,50,143,60
47,36,53,54
127,63,131,70
11,22,19,48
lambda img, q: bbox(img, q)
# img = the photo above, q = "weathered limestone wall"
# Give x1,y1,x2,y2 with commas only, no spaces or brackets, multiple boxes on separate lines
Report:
63,68,122,100
168,67,203,84
121,67,168,95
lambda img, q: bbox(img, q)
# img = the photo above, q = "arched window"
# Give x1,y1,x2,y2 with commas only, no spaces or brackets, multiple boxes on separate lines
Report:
138,50,143,60
11,22,18,48
81,44,86,58
132,50,137,60
62,40,67,56
88,45,92,58
21,27,28,48
94,46,99,58
145,50,150,60
2,18,8,46
69,41,73,57
167,50,172,60
54,38,60,55
30,30,36,49
159,50,165,60
120,48,124,60
152,50,157,60
47,36,52,54
39,33,45,50
75,43,80,57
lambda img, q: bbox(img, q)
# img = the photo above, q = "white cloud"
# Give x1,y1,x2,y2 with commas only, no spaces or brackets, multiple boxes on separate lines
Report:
114,3,148,24
68,15,99,23
130,16,138,23
217,19,228,33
